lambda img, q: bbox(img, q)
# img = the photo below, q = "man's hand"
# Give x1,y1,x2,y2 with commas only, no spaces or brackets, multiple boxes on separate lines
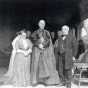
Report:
73,57,76,61
62,36,66,40
39,44,44,49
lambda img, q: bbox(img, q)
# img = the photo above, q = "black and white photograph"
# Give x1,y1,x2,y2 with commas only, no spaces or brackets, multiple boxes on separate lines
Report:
0,0,88,88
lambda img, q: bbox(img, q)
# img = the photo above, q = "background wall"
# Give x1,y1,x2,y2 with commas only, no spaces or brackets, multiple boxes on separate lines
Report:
0,0,83,67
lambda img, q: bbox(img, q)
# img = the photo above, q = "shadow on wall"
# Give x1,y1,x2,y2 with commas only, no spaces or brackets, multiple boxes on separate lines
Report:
0,51,10,67
0,26,17,67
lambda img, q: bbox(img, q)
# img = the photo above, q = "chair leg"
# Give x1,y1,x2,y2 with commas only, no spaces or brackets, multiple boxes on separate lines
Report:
78,80,80,88
79,69,82,88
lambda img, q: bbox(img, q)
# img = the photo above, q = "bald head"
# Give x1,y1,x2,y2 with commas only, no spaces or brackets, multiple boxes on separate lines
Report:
61,25,69,35
38,19,46,29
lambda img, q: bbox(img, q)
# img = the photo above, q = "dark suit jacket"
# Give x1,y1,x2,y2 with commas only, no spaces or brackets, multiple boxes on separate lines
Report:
54,33,78,69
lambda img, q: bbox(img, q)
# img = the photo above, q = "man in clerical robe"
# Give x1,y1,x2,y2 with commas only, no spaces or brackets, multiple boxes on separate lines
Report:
31,19,60,86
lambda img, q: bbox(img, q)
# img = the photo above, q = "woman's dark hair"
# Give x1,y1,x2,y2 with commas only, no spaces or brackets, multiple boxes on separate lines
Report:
16,29,26,36
11,29,27,42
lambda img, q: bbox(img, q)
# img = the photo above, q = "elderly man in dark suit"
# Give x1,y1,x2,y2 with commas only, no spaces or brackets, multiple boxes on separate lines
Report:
54,25,77,88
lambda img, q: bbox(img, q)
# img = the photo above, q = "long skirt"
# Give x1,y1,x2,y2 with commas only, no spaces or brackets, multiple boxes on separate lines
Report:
31,45,60,85
4,50,16,77
3,53,31,87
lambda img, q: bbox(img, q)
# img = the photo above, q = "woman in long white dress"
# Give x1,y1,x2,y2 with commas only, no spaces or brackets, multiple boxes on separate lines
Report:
2,30,33,87
4,33,21,77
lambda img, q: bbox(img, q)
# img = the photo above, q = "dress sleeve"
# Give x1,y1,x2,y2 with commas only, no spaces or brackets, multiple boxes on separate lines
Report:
15,38,20,51
46,31,51,40
31,31,38,41
12,36,20,50
25,39,33,54
43,31,51,48
27,39,33,50
15,38,26,55
31,31,40,46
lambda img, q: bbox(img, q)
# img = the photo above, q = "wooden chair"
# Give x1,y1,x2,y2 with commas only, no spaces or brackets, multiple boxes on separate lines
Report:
73,62,88,88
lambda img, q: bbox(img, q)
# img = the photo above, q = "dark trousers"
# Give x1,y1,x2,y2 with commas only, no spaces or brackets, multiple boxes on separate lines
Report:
58,54,65,81
65,69,72,87
58,54,72,87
